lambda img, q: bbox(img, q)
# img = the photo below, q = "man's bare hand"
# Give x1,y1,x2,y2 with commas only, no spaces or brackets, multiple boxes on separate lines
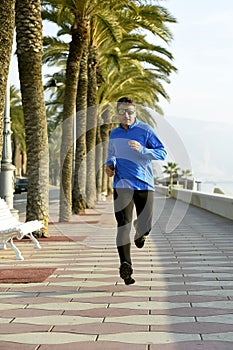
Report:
128,140,141,152
105,164,115,177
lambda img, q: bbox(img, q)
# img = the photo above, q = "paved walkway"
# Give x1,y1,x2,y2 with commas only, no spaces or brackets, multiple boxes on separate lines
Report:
0,192,233,349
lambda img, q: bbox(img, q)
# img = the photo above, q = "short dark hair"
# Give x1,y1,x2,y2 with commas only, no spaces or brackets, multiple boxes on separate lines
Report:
117,97,135,110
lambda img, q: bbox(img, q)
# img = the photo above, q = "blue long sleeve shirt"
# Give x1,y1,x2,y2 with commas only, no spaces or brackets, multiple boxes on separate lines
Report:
106,118,167,190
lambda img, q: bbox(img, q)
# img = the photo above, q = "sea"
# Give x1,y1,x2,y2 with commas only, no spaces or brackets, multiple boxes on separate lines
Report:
198,181,233,197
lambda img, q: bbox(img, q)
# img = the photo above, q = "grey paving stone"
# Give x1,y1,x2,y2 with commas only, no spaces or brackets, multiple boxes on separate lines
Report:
150,341,233,350
1,194,233,348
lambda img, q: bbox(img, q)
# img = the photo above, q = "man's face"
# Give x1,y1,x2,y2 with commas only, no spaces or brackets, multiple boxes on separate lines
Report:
117,103,136,126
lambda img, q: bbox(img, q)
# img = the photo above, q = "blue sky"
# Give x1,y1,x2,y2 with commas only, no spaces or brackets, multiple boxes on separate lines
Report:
9,0,233,183
157,0,233,125
154,0,233,183
10,0,233,125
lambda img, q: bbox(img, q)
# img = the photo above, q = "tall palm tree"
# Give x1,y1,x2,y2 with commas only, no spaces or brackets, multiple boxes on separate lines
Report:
0,0,15,161
10,86,26,175
48,125,62,186
42,0,132,216
44,74,66,189
100,107,113,197
73,43,88,214
42,16,86,213
42,0,177,213
163,162,180,187
15,0,49,237
86,8,125,205
43,0,94,221
98,34,176,110
97,26,176,196
59,11,89,222
181,169,192,189
86,41,98,208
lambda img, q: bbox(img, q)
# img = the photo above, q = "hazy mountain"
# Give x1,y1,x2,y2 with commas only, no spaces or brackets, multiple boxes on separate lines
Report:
163,116,233,182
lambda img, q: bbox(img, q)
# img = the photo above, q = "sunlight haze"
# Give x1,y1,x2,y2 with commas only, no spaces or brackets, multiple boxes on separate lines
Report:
159,0,233,125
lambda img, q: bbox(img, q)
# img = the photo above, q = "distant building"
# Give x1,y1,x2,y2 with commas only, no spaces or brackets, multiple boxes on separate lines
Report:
156,174,193,190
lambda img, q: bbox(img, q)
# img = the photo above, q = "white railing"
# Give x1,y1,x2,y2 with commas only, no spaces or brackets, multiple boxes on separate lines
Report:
155,185,233,221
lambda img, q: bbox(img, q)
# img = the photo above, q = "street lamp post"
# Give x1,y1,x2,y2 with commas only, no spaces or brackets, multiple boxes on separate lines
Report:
195,180,202,192
0,80,18,217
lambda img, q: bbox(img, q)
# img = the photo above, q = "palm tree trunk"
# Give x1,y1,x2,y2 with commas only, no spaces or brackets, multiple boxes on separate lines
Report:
0,0,15,162
15,0,49,237
73,44,88,214
101,109,112,196
86,44,98,208
59,16,89,221
12,139,21,174
170,174,173,186
95,123,103,201
22,151,27,176
107,176,113,196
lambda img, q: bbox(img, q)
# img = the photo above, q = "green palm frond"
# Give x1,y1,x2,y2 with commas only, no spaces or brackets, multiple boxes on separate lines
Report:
43,36,69,65
42,0,177,125
94,13,123,46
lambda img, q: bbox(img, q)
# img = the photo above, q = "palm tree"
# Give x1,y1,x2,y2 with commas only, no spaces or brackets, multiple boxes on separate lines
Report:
15,0,49,237
42,0,177,213
86,6,125,205
92,3,176,202
163,162,180,187
44,77,65,187
181,169,192,189
86,42,98,208
0,0,15,161
58,9,89,222
43,0,99,221
73,43,88,214
100,107,113,197
42,0,132,215
10,86,26,175
48,125,62,186
98,31,176,111
42,16,86,214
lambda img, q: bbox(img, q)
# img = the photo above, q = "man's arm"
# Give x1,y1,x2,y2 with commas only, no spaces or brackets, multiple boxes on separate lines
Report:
140,141,167,160
106,139,116,177
129,130,167,160
105,163,115,177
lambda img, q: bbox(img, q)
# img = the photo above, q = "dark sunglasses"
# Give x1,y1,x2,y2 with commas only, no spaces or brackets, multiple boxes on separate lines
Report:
117,108,136,116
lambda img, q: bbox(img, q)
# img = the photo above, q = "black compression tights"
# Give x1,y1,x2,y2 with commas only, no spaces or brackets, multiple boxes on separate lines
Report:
113,188,154,264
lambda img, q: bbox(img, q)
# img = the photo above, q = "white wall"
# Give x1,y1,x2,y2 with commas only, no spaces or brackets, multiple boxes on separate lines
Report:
155,186,233,221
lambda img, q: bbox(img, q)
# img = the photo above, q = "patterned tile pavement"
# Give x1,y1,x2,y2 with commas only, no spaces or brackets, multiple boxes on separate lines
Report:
0,192,233,349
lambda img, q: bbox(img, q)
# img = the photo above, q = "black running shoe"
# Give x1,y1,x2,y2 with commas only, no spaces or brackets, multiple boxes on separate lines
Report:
134,220,146,248
119,261,135,285
134,234,146,248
